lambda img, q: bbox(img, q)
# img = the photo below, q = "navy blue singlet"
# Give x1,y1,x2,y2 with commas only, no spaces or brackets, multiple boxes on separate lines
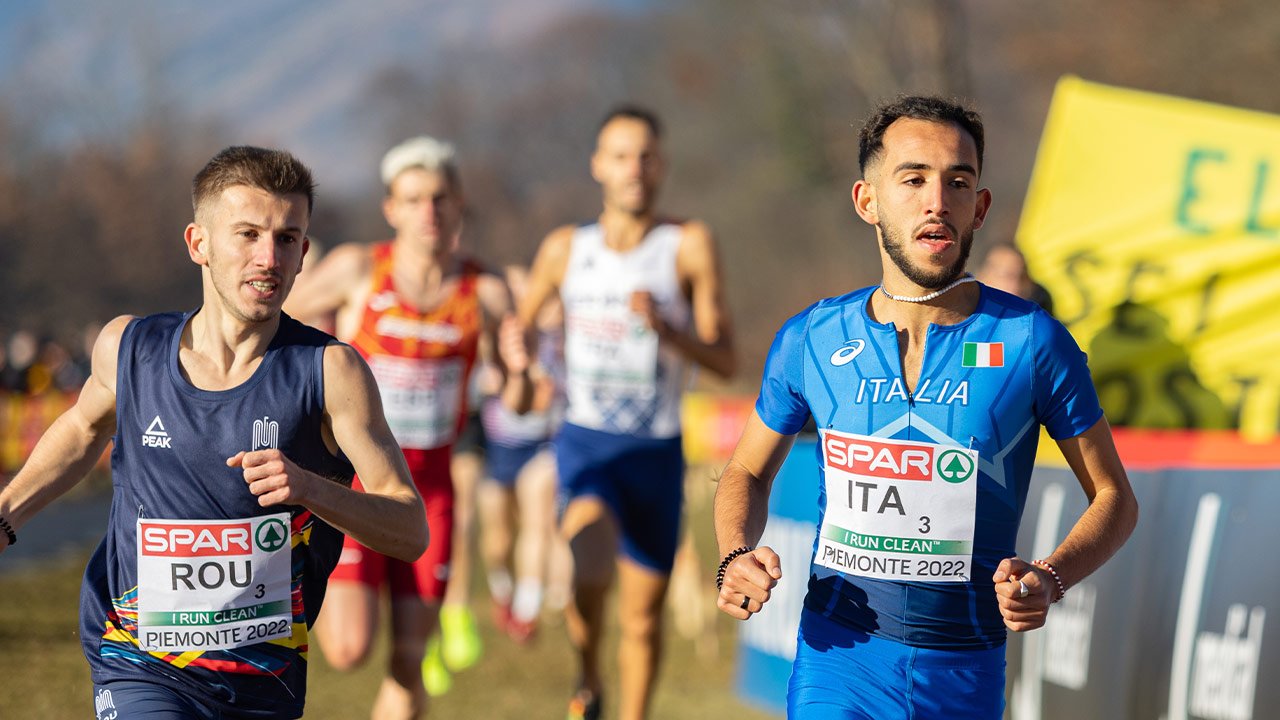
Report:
79,311,353,719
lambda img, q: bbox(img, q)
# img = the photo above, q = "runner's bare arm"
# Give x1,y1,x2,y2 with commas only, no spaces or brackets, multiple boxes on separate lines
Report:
713,411,797,619
282,242,371,327
665,220,736,378
0,315,128,553
477,273,533,413
517,225,574,328
993,416,1138,631
229,343,427,561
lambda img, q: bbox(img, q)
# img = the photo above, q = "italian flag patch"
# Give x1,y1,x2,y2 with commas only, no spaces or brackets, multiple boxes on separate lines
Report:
962,342,1004,368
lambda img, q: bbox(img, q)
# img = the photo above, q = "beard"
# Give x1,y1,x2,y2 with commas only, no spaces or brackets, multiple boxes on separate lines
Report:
879,220,975,290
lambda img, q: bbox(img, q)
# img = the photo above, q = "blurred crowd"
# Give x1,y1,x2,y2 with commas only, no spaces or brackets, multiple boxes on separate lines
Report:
0,323,102,396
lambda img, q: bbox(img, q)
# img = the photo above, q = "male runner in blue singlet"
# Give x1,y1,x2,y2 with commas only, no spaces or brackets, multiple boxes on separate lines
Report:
713,96,1138,719
0,146,428,720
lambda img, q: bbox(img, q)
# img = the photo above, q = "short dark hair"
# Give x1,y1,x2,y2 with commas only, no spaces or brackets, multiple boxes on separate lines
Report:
858,96,985,177
598,104,663,139
192,146,316,218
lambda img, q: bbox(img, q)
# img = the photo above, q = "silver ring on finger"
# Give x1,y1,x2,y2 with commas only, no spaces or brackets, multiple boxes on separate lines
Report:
1017,580,1029,599
740,595,751,610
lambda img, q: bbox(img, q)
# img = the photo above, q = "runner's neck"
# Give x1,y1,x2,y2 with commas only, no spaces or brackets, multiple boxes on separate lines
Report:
181,308,276,390
597,208,658,253
389,240,459,311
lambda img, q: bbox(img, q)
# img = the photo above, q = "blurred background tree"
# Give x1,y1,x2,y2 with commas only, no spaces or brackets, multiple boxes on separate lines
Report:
1,0,1277,380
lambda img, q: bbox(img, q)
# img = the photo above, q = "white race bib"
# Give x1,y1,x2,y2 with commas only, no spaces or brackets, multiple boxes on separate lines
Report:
368,354,464,449
815,430,978,582
136,513,293,652
564,306,658,397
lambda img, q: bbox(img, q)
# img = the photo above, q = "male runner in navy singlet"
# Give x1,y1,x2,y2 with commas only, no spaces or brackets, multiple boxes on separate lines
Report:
713,97,1138,718
0,146,428,720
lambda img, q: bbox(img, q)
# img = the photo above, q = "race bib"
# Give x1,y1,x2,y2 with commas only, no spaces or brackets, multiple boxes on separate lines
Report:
368,354,464,449
815,430,978,583
136,513,293,652
564,306,658,397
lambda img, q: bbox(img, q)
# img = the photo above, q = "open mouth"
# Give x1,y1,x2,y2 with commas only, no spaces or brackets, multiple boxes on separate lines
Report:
916,227,953,254
246,279,279,297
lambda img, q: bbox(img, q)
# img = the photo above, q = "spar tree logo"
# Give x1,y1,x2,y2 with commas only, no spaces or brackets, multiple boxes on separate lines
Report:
255,518,289,553
936,449,975,484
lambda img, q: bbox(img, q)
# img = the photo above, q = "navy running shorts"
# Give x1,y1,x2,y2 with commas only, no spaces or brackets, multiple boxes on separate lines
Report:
486,440,551,486
554,422,684,573
94,680,222,719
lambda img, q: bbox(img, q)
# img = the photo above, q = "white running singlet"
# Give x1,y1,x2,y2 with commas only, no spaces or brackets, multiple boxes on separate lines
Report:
559,222,690,439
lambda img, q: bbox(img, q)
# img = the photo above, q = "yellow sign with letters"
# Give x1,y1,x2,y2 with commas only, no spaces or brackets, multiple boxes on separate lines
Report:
1017,77,1280,439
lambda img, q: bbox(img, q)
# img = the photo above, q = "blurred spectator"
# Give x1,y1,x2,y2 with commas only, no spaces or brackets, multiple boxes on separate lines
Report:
975,244,1054,315
44,337,87,392
1,330,38,393
71,321,104,385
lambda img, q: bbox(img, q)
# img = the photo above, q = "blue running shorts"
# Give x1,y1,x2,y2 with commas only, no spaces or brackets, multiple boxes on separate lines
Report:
788,609,1006,720
94,680,222,719
554,422,684,573
486,440,551,486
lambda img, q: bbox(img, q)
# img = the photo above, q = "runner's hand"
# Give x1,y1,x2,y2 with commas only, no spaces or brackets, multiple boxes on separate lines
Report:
717,547,782,620
228,449,313,508
630,291,671,338
498,313,530,375
993,557,1052,632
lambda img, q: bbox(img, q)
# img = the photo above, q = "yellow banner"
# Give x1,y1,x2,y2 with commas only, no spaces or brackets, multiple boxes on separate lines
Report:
1017,77,1280,440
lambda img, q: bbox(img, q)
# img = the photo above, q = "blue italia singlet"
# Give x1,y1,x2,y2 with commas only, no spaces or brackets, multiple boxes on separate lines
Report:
80,311,354,718
755,285,1102,649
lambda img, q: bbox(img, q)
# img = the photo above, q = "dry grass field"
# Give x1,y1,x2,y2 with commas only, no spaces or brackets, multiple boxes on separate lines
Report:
0,475,781,719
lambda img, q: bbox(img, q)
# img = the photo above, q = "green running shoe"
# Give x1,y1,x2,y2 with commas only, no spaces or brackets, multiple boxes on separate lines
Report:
440,604,483,671
421,635,453,697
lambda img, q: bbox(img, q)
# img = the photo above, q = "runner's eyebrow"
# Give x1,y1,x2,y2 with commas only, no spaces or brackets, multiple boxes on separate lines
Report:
892,162,977,176
229,220,305,234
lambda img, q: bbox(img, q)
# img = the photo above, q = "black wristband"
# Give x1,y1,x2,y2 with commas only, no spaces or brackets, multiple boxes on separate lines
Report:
716,546,751,590
0,516,15,546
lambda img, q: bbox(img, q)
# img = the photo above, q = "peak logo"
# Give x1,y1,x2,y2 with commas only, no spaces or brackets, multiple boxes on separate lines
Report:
141,415,171,448
822,432,932,482
830,339,866,367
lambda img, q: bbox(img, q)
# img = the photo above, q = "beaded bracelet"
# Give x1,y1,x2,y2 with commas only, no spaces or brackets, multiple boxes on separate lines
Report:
0,516,15,546
716,546,752,590
1032,559,1065,603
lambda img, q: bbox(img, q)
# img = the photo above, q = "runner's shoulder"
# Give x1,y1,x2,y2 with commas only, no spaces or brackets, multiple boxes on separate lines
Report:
978,285,1076,354
669,217,712,237
322,241,377,274
320,340,376,394
765,289,875,356
979,283,1042,319
787,287,877,329
534,225,579,272
301,242,376,299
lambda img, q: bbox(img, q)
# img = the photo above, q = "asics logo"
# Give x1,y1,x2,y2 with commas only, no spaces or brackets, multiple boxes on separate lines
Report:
829,340,866,367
